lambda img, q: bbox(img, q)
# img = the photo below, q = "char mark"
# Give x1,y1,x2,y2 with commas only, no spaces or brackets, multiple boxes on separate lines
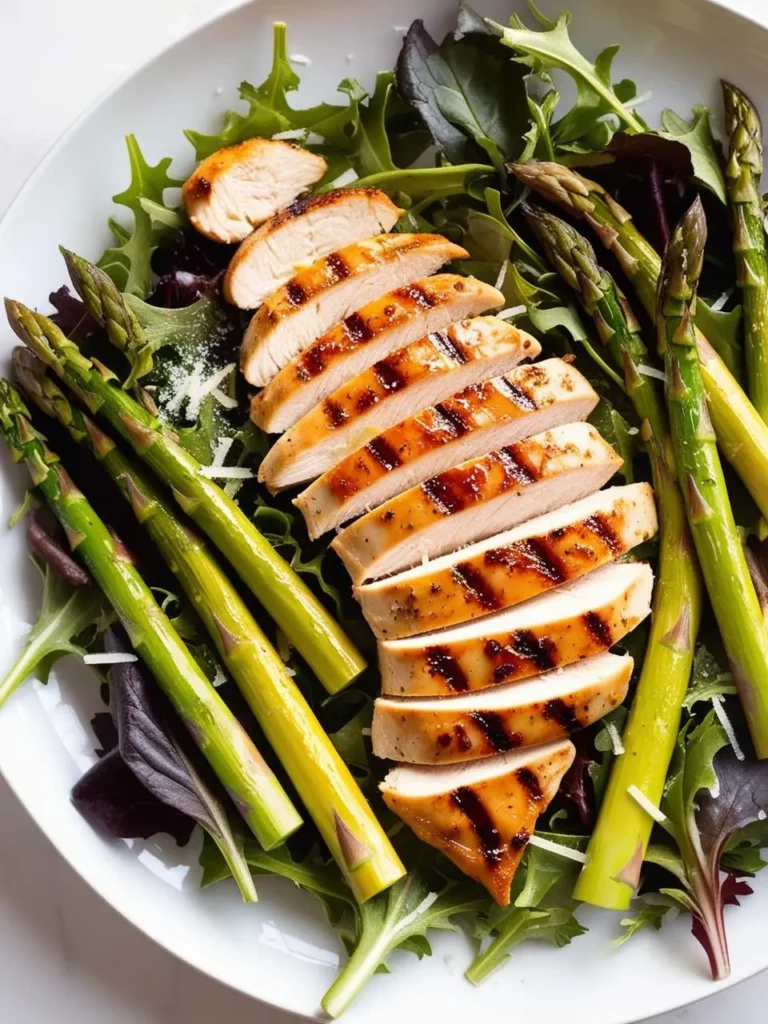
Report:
365,435,403,471
430,329,468,365
188,175,211,199
584,512,621,553
542,698,579,732
372,359,407,392
512,629,558,672
469,711,521,753
394,282,438,309
516,767,543,801
495,376,538,410
433,401,469,438
510,828,530,850
497,445,537,486
425,645,469,692
583,611,613,648
323,398,348,430
451,563,501,610
421,474,466,516
452,786,504,866
344,311,375,345
325,251,351,282
355,388,378,413
284,280,307,307
485,537,566,583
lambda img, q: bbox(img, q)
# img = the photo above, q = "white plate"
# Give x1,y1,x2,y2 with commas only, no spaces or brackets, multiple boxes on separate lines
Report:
0,0,766,1020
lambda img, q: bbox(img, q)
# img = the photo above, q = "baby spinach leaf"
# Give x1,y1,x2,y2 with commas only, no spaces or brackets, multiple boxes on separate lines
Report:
0,559,105,707
98,135,183,298
660,106,726,203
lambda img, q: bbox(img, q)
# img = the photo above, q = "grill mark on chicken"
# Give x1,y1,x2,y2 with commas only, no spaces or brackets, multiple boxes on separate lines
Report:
432,401,469,438
497,445,538,486
484,537,567,584
425,645,469,691
469,712,522,753
365,435,403,471
420,474,467,516
187,175,211,199
495,375,538,411
344,311,375,344
451,563,501,610
394,282,438,309
284,280,307,307
322,398,348,430
452,786,504,866
372,358,407,393
583,611,613,648
454,724,472,752
513,630,558,672
355,388,379,413
585,511,621,553
543,698,579,732
325,251,351,282
516,767,543,801
430,329,468,365
510,828,531,850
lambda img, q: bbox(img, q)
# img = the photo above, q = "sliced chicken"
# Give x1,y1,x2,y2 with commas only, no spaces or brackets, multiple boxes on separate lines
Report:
224,188,403,310
332,421,621,584
380,738,575,904
240,233,467,386
373,651,632,764
295,358,599,540
357,482,657,639
251,274,505,433
182,139,328,245
259,318,540,492
380,562,653,696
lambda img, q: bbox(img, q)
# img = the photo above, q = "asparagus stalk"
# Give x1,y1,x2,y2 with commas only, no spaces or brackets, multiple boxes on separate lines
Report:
524,205,702,908
509,161,768,522
14,350,405,903
60,248,152,389
0,379,301,849
722,81,768,423
4,300,365,695
660,198,768,757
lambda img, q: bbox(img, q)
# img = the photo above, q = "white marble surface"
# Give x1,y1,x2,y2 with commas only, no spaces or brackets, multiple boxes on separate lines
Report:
1,0,767,1020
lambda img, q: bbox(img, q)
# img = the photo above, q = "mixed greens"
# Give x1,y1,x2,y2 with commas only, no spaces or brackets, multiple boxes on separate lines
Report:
3,1,768,1016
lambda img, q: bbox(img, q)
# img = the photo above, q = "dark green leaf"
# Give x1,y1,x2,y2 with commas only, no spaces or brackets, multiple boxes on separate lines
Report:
660,106,726,203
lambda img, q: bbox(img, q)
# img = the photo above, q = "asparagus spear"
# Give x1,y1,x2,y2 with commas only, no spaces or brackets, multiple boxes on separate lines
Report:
14,349,405,903
0,379,301,849
4,300,365,695
660,198,768,757
60,248,151,389
509,161,768,522
524,205,702,908
722,81,768,423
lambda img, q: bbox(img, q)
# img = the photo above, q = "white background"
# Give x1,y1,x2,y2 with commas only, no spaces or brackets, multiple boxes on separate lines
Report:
0,0,766,1021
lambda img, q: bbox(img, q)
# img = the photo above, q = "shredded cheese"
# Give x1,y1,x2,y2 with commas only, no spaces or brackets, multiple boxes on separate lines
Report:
710,286,734,313
211,387,238,410
397,891,439,932
527,834,587,863
211,437,234,468
165,359,203,417
199,467,255,480
289,53,312,66
606,720,625,756
83,653,138,665
211,666,227,688
187,363,236,421
271,129,306,141
494,260,509,292
328,168,360,188
637,364,667,383
496,305,526,321
712,694,745,761
627,784,667,824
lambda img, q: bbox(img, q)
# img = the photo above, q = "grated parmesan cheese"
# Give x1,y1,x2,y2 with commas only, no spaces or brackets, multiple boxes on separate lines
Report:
637,364,667,383
710,286,734,313
199,467,255,480
83,653,138,665
328,168,360,189
187,363,236,421
496,305,526,321
712,694,745,761
527,834,587,863
627,784,667,824
606,720,625,756
272,129,306,141
211,387,238,410
494,260,509,292
289,53,312,67
211,437,234,468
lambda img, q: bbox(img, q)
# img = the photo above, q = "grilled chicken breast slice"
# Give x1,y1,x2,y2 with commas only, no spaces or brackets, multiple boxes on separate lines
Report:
380,562,653,696
224,187,402,309
182,139,327,244
295,358,599,540
380,738,575,904
251,274,505,433
240,233,467,386
357,482,657,639
332,421,622,584
259,318,540,492
373,651,632,764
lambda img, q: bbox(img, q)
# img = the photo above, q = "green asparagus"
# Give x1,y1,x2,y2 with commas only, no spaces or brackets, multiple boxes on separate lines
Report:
14,348,405,903
4,300,365,695
722,81,768,422
660,198,768,757
509,161,768,522
0,379,301,849
524,205,702,908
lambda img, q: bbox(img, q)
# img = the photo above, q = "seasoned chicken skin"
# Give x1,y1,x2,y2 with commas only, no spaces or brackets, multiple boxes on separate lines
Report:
332,421,622,584
356,482,657,639
182,138,327,244
295,358,599,539
259,317,540,492
250,274,506,434
240,233,467,386
380,739,575,904
224,187,402,309
379,562,653,696
372,651,632,763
